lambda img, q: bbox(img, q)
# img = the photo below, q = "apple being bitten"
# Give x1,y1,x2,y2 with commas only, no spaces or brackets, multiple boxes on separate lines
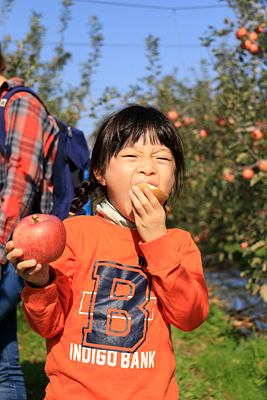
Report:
12,214,66,266
137,183,169,205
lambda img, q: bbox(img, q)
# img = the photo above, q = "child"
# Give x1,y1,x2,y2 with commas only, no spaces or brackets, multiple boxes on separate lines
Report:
6,104,209,400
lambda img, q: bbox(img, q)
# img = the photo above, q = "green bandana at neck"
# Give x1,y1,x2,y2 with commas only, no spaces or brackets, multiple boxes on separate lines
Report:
96,199,137,230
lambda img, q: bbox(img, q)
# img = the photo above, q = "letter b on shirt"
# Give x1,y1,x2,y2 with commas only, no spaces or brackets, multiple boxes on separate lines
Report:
82,261,150,352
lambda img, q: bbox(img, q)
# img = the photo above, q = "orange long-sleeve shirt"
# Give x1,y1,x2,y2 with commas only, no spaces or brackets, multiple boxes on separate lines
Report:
22,214,209,400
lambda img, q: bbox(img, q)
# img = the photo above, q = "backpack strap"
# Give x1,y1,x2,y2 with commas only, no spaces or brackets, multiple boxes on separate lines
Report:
0,86,47,110
0,86,49,155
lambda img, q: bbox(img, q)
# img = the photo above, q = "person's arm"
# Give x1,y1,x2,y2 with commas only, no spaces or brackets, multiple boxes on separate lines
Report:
0,94,46,264
5,220,76,338
139,229,209,332
21,262,74,338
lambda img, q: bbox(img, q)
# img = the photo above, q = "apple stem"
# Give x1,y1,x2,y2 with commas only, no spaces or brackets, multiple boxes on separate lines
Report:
32,215,40,224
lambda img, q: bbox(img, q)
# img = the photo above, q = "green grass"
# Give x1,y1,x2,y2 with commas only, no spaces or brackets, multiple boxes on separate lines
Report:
173,305,267,399
17,302,267,400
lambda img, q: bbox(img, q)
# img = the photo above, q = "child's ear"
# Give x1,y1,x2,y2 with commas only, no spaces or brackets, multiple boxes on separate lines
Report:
94,169,106,186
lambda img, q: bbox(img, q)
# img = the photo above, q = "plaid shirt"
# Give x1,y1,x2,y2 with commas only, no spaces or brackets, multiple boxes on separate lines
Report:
0,78,59,264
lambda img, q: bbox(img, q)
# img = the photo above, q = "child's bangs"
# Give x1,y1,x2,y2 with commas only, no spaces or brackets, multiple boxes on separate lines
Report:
114,117,171,156
123,125,162,147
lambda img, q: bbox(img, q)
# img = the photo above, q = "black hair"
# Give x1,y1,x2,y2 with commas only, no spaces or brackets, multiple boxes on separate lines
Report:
70,104,185,214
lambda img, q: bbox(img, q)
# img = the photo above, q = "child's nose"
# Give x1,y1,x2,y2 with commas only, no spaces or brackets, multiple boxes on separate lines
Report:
137,159,157,175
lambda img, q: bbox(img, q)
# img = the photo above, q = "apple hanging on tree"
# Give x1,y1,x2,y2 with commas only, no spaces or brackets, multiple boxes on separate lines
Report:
199,129,208,138
12,214,66,266
240,241,249,249
167,110,178,121
258,160,267,172
236,27,247,39
242,168,254,181
255,25,264,33
251,129,263,140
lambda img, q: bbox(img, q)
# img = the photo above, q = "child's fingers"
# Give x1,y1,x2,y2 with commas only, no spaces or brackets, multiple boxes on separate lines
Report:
5,241,50,286
28,264,43,276
15,258,37,273
5,240,14,253
130,185,162,214
130,185,167,242
16,261,50,287
130,187,148,213
15,260,43,283
23,263,42,277
6,248,23,264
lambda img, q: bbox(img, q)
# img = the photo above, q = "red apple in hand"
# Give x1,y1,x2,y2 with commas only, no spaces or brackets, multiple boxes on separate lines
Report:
12,214,66,265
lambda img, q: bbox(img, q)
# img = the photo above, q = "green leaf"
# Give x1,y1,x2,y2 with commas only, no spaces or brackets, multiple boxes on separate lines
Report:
250,172,265,187
251,257,263,267
250,240,266,252
236,153,249,163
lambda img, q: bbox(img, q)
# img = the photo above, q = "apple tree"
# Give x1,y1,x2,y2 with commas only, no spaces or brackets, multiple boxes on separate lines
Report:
160,0,267,298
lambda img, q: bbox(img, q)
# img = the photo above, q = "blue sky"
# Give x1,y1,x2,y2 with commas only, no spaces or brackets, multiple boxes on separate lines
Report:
1,0,238,134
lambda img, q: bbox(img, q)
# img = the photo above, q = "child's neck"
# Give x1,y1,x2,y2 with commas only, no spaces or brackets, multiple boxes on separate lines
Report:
96,199,136,230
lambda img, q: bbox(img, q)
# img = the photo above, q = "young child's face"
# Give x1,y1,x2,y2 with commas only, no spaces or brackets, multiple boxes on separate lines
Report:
96,136,176,222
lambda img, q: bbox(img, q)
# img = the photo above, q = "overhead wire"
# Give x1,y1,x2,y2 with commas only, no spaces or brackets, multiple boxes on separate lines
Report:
41,42,202,48
66,1,227,76
70,0,228,12
5,1,231,80
8,1,212,50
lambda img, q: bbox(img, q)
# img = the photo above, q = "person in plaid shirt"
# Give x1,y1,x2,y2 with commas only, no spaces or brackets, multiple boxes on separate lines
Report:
0,49,59,400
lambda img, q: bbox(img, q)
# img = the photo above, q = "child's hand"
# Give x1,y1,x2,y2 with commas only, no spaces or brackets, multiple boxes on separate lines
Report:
5,240,50,287
129,185,167,242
